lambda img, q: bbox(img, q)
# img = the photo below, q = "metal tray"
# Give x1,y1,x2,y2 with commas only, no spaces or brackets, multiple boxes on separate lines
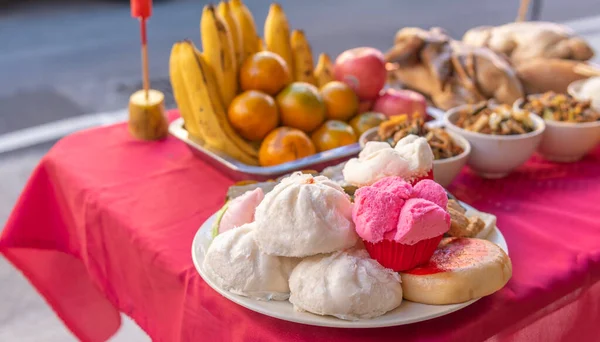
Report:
169,107,445,181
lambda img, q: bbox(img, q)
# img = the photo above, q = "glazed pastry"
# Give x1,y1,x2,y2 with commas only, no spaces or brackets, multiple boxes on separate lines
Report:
352,177,450,271
203,223,298,300
401,237,512,305
343,134,434,187
289,249,403,320
253,172,358,257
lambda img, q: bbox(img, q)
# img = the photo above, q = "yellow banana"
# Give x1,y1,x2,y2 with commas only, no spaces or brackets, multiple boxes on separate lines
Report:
169,43,204,141
230,0,260,66
175,41,258,165
258,37,266,51
290,30,316,85
198,51,259,159
264,3,294,78
217,1,243,70
314,53,335,87
201,4,237,108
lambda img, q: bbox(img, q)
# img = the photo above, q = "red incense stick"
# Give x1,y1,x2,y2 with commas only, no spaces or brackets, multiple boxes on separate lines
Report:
131,0,153,100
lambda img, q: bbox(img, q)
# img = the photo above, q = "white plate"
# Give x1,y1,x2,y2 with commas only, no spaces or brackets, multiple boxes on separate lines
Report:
191,202,508,328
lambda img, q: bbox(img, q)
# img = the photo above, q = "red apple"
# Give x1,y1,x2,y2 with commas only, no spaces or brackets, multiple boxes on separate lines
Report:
372,88,427,119
334,47,387,101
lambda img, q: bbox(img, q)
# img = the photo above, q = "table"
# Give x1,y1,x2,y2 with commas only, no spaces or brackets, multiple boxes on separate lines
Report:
1,111,600,342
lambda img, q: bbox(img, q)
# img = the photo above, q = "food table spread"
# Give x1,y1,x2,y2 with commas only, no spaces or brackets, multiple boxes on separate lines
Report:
1,111,600,342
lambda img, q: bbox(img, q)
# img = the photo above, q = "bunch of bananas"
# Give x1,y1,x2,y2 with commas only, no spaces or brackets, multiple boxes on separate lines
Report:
169,1,336,165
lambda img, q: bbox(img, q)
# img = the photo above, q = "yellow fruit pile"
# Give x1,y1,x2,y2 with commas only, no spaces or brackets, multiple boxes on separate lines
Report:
169,1,384,167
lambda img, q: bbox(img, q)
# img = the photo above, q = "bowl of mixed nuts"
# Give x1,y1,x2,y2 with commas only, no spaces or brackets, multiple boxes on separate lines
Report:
516,92,600,162
359,114,471,187
444,102,545,179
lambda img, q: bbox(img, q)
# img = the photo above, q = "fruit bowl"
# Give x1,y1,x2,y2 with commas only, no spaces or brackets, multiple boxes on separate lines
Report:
169,117,361,181
359,126,471,188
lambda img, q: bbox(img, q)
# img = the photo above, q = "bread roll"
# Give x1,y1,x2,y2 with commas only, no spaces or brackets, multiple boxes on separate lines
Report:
400,237,512,305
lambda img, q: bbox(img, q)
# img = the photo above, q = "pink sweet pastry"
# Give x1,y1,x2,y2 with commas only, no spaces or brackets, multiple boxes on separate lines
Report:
219,188,264,234
353,177,450,271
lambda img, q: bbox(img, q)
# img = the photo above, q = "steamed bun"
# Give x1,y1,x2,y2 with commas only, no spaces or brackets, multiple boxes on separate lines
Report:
202,223,298,300
254,173,358,257
289,249,403,320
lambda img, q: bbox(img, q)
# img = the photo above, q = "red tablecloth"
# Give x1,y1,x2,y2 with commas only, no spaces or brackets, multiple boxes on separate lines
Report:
1,111,600,342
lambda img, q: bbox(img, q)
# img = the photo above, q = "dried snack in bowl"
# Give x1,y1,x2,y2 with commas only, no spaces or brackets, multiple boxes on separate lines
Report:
521,92,600,123
376,114,464,159
455,102,535,135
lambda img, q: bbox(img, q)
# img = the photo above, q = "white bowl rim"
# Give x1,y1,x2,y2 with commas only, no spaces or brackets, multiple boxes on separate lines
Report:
444,104,546,140
359,126,471,164
567,79,586,98
515,95,600,128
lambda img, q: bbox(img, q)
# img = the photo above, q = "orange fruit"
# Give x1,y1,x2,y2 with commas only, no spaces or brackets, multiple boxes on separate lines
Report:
240,51,291,95
320,81,359,121
311,120,358,152
227,90,279,141
259,127,316,166
349,112,388,136
276,82,326,133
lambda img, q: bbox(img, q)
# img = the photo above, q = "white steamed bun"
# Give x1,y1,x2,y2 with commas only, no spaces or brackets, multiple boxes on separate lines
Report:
289,249,403,320
202,223,298,300
254,172,358,257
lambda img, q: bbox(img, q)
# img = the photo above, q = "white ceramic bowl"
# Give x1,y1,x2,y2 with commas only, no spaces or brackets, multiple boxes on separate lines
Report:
444,105,545,179
359,127,471,187
568,78,600,110
515,97,600,162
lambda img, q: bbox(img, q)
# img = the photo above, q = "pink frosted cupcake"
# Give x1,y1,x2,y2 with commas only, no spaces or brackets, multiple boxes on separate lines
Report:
353,176,450,271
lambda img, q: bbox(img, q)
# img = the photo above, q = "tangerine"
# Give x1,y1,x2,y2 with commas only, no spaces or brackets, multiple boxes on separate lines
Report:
320,81,359,121
240,51,291,95
311,120,357,152
349,112,388,136
276,82,326,133
227,90,279,141
259,127,316,166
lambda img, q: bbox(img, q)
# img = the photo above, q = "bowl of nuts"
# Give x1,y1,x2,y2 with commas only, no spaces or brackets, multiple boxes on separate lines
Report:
444,102,545,179
516,92,600,162
360,114,471,187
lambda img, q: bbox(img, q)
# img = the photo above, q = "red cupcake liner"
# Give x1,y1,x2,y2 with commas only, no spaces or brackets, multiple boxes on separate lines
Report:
409,169,434,186
363,234,443,272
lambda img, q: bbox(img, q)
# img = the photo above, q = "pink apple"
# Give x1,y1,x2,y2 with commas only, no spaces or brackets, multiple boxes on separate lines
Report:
372,88,427,119
334,47,387,100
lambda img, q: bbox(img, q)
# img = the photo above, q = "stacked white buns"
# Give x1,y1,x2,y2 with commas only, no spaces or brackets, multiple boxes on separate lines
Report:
253,173,358,257
203,172,405,319
202,223,298,300
289,249,403,320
